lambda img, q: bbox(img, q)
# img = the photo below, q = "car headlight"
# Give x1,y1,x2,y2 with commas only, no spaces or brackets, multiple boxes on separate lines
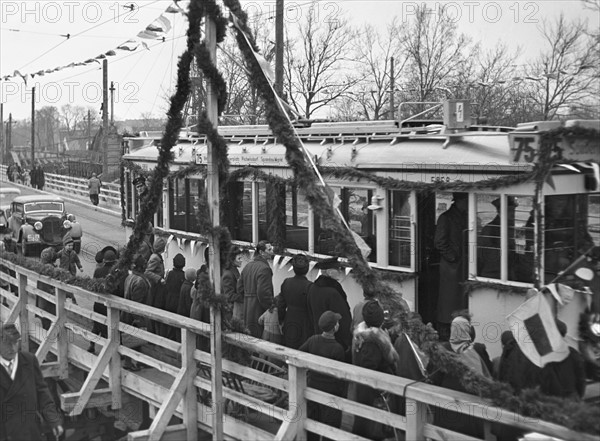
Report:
34,221,43,231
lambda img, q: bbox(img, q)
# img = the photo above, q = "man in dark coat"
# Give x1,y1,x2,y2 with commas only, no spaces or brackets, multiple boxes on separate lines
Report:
30,162,45,190
307,258,352,354
299,311,346,441
177,268,196,318
1,323,64,441
434,192,468,340
278,254,314,349
237,241,274,338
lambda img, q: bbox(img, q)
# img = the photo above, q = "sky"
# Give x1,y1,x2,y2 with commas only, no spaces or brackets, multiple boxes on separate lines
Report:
1,0,598,122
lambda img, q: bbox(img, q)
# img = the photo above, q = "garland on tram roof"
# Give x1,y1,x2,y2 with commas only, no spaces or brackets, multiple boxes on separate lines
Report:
221,0,600,434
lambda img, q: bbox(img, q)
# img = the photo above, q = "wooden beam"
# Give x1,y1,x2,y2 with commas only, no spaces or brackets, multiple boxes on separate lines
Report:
41,361,60,378
304,420,371,441
405,398,427,441
128,424,189,441
182,329,198,441
287,364,307,441
62,388,114,410
147,366,191,441
56,288,68,379
18,273,29,352
107,307,122,410
67,329,119,416
274,420,295,441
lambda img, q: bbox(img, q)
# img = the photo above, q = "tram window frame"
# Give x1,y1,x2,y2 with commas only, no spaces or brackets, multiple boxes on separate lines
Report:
388,190,414,270
168,177,204,233
284,183,309,251
125,171,133,221
314,186,376,262
542,193,597,285
474,194,534,284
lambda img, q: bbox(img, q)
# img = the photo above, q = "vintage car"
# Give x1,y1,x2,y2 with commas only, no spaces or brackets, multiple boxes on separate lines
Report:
0,187,21,232
8,194,72,256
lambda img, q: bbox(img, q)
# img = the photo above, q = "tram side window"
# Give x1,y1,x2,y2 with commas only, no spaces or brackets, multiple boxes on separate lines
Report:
125,171,133,220
168,178,204,233
257,181,286,243
225,181,252,243
544,194,595,281
314,187,375,262
284,184,309,251
388,191,411,267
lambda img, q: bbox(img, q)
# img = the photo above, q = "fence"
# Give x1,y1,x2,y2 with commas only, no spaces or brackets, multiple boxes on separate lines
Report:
0,258,596,441
0,164,121,209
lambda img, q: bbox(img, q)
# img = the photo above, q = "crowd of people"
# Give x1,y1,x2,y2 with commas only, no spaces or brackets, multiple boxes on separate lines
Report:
6,161,46,190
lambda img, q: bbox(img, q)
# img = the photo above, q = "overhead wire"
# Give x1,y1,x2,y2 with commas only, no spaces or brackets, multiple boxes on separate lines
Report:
15,0,162,72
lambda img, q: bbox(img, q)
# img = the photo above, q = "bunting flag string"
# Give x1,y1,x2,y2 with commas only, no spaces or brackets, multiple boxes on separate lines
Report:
189,239,197,256
1,1,183,83
279,255,293,269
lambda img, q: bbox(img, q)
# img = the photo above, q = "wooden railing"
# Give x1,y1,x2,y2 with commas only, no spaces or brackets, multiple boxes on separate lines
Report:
0,259,598,441
0,164,121,208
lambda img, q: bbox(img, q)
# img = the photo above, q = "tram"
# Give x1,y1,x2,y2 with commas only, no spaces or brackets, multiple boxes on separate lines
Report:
121,100,600,359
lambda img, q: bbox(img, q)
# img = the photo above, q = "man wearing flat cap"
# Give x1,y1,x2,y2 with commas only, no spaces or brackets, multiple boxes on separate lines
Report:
88,172,102,206
478,196,518,279
1,324,64,441
278,254,314,349
89,249,119,353
299,310,346,438
307,258,352,357
434,192,468,341
237,241,275,338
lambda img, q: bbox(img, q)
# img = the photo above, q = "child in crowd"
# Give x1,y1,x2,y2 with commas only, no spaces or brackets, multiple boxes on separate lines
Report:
259,296,283,345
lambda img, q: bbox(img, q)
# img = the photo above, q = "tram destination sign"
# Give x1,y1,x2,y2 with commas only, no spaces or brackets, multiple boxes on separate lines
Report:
196,153,287,166
509,133,600,164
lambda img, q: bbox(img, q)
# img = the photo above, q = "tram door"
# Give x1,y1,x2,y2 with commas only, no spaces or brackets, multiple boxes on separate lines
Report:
416,193,440,325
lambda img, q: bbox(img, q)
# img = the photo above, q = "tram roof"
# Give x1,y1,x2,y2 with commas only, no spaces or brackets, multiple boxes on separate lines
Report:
122,119,599,172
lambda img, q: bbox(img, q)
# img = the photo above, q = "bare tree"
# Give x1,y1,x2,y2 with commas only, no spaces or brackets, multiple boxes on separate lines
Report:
350,19,406,120
525,14,599,120
35,106,60,153
398,4,475,102
284,2,360,119
60,104,87,136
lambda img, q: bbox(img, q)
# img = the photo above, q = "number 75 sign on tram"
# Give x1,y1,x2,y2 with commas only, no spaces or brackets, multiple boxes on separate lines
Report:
509,132,600,164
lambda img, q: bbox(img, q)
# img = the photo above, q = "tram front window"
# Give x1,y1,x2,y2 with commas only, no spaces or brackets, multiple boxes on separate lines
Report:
544,194,596,282
285,184,309,251
389,191,411,267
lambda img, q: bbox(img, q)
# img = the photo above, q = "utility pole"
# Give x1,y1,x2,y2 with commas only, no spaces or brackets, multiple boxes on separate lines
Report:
0,103,4,162
205,17,222,441
390,56,395,120
87,109,91,150
102,59,108,175
7,113,12,160
110,81,115,127
31,86,35,165
274,0,284,97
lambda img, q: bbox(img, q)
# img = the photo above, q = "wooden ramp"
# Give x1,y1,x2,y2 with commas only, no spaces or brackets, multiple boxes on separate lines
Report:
2,259,599,441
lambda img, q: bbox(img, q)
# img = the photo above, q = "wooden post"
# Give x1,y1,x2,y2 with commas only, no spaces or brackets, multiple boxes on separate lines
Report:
55,288,68,379
107,306,122,409
182,328,198,441
204,16,223,441
289,365,307,441
31,86,35,165
18,273,29,352
274,0,284,97
405,398,426,441
389,56,395,120
102,59,109,175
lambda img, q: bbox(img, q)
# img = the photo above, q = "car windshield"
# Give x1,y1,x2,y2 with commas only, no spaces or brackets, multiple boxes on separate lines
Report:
24,202,63,212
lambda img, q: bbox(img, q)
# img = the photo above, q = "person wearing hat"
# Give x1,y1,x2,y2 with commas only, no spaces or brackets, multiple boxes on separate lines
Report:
307,257,352,355
88,172,102,206
299,311,346,439
222,246,244,321
237,240,275,338
352,300,399,439
162,253,187,340
477,196,518,279
88,249,119,353
0,323,64,441
278,254,314,349
434,192,469,341
144,236,167,334
66,214,83,254
55,235,83,277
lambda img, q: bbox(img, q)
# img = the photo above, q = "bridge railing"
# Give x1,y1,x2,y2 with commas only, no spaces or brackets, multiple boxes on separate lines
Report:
0,164,121,209
0,258,597,441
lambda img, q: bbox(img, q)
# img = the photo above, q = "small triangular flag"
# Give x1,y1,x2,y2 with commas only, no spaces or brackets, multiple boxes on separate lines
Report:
280,255,293,269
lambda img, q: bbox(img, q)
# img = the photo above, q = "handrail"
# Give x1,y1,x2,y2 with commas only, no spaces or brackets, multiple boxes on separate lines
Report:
0,164,121,209
0,257,598,441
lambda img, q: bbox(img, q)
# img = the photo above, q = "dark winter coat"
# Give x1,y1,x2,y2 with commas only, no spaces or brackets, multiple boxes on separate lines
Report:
145,253,165,333
237,255,274,338
122,270,150,326
177,280,193,318
0,351,63,441
307,276,352,351
56,248,82,276
498,336,542,392
161,267,186,339
278,275,314,349
434,204,468,323
540,347,586,399
222,266,242,320
92,262,116,337
352,323,399,440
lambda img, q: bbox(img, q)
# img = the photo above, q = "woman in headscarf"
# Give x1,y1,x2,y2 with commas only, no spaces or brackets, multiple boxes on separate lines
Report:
430,312,493,438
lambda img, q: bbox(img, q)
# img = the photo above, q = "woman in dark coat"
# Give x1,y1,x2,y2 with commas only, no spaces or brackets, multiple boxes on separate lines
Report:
352,301,398,440
177,268,196,318
278,254,314,349
434,193,468,340
162,253,187,340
